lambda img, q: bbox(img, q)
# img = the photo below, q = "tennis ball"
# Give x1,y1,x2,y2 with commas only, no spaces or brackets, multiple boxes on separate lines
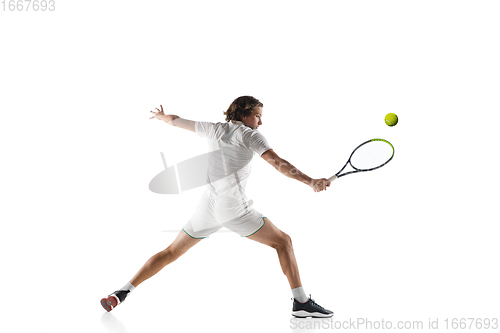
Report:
385,113,398,127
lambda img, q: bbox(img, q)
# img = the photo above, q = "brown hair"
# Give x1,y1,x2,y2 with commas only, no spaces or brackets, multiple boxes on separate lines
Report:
223,96,263,122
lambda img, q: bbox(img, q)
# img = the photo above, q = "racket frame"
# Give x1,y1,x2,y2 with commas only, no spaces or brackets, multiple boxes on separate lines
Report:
328,138,394,182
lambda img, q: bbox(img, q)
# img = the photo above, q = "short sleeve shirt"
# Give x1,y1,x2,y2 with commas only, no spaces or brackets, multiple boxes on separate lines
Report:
195,120,272,195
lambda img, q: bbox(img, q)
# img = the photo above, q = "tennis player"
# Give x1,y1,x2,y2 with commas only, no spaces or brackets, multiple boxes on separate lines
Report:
100,96,333,318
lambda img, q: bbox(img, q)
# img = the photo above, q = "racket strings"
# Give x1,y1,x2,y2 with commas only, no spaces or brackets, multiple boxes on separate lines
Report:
350,140,393,171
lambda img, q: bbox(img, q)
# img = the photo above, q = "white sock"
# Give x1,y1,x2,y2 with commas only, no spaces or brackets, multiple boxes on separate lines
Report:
292,286,308,303
121,281,136,292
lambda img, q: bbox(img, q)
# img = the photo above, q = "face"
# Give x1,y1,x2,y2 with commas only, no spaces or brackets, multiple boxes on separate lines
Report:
241,106,263,130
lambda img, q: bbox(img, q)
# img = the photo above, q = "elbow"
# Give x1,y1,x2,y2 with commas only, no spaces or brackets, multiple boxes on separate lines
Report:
273,158,287,171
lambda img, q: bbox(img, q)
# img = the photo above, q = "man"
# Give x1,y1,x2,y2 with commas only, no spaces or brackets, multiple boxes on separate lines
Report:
100,96,333,318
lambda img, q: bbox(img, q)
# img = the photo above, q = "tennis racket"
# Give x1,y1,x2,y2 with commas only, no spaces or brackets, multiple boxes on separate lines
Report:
328,139,394,182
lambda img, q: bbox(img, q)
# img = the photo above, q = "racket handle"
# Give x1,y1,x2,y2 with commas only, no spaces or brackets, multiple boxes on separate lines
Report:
327,175,338,182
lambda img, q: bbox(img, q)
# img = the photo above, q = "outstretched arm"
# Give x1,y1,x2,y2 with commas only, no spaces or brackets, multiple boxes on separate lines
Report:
149,105,196,132
261,149,331,192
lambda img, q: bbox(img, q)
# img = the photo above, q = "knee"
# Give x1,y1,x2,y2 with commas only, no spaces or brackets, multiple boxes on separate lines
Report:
275,232,293,252
161,246,177,258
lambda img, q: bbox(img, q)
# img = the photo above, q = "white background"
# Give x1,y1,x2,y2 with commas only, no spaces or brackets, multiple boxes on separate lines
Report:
1,1,499,332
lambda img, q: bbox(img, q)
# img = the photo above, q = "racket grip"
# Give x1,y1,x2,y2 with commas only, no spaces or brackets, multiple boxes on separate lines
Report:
327,175,338,182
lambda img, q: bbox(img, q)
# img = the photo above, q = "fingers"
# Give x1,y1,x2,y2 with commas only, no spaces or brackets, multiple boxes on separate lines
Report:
155,105,164,114
318,179,329,191
312,178,331,192
150,105,164,120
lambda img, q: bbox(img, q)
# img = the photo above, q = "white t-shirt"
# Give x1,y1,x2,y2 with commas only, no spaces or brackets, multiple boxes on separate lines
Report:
195,120,272,196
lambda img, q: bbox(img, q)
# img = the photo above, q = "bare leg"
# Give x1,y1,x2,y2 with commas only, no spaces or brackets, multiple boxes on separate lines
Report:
130,230,202,287
247,218,302,289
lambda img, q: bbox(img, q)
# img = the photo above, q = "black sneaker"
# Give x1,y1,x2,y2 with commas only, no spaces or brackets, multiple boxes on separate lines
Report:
292,295,333,318
100,290,130,312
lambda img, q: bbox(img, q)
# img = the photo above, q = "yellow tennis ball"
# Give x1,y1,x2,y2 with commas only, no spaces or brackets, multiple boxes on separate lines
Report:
385,113,398,127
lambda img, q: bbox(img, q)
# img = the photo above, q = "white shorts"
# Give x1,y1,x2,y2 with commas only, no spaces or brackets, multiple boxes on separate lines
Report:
182,191,266,238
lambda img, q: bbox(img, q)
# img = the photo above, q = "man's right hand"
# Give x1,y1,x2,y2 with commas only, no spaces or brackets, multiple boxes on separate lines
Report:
310,178,331,192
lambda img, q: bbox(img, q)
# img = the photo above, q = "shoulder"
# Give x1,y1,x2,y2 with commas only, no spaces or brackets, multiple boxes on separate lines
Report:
196,121,228,133
239,126,266,139
196,120,227,127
